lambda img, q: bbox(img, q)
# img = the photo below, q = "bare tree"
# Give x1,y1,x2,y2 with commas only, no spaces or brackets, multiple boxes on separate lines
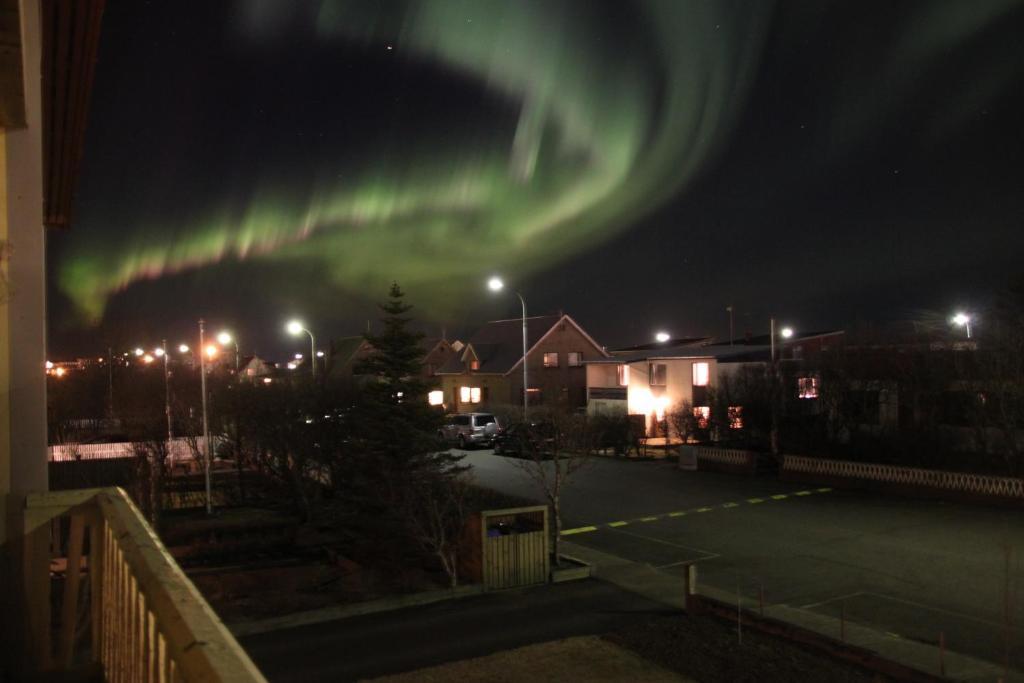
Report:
403,473,471,588
512,408,593,566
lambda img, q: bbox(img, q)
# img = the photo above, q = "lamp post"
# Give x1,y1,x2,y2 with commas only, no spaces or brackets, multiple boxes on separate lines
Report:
286,320,316,377
157,341,173,442
727,305,734,346
488,277,528,419
198,320,212,515
952,312,972,339
217,331,240,371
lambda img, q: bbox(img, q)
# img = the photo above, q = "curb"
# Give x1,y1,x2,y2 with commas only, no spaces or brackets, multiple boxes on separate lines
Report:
230,583,485,637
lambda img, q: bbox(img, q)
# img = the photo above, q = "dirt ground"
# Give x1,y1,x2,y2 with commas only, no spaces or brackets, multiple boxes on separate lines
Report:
605,613,891,683
365,636,691,683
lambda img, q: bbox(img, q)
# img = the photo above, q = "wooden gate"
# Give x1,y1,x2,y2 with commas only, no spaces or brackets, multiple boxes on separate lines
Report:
480,505,549,591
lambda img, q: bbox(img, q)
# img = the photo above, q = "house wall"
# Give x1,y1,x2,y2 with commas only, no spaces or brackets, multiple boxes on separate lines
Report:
439,373,510,413
623,358,716,434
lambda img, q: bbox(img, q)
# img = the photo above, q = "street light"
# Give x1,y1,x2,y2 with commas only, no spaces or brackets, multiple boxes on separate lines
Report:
198,319,213,515
655,331,670,343
158,340,173,443
217,331,240,371
952,312,972,339
780,327,794,339
286,320,316,377
487,276,528,418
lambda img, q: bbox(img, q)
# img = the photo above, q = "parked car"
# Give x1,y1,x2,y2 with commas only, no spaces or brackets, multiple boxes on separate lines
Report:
440,412,500,449
492,421,556,458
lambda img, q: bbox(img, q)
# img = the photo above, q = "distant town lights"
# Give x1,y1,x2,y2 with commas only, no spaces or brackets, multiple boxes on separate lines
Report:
655,331,670,343
134,348,144,356
45,360,54,369
178,344,190,353
142,354,155,364
294,353,303,360
204,344,218,359
316,351,325,358
153,347,165,357
54,367,66,377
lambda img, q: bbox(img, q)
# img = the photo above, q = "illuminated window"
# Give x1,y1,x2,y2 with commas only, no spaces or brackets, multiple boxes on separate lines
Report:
798,377,819,399
649,363,667,386
543,352,559,367
469,359,480,370
692,362,709,387
567,352,582,367
617,364,630,386
693,406,710,429
428,390,444,406
728,406,743,429
470,387,481,403
459,386,471,403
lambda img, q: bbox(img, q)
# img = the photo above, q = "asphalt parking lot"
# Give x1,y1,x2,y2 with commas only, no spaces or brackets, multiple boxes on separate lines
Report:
460,448,1024,670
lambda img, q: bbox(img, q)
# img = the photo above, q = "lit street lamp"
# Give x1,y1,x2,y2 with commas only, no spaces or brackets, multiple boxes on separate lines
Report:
217,331,240,371
952,312,972,339
488,276,528,418
286,320,316,377
655,331,670,343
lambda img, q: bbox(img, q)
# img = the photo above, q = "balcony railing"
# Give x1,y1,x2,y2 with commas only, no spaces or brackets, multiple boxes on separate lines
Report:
25,487,266,682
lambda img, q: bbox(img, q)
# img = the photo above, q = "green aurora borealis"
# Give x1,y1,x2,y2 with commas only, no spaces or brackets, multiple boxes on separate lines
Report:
60,1,774,322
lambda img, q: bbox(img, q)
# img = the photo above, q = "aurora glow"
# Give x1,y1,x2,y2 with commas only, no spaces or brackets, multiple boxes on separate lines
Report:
58,0,1024,329
60,0,774,321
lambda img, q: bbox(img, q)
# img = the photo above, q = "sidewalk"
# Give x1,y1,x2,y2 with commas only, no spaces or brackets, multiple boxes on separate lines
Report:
562,540,1022,683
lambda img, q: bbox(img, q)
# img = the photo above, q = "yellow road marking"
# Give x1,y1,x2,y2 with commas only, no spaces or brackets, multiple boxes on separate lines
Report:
747,498,764,504
639,516,658,522
771,494,788,500
561,526,597,536
608,521,628,528
722,502,739,508
794,490,812,496
696,507,712,513
668,511,687,517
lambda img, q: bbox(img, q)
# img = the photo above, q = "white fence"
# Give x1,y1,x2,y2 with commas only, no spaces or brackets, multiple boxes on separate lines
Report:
783,455,1024,500
48,438,222,463
696,447,757,468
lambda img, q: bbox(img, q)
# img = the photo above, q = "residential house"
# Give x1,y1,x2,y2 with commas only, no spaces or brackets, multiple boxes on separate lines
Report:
326,335,375,380
586,331,845,436
435,314,608,412
238,355,276,382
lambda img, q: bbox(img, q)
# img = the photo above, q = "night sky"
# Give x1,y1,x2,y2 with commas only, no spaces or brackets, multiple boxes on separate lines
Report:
48,0,1024,359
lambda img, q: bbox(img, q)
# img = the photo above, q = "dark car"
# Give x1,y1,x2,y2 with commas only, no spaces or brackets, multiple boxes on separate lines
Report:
492,421,557,457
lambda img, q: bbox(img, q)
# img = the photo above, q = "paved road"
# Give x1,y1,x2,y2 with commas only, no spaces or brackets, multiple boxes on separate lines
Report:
241,578,669,682
461,448,1024,671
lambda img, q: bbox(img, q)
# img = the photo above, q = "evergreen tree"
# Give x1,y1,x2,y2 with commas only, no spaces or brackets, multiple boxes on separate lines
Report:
347,284,463,527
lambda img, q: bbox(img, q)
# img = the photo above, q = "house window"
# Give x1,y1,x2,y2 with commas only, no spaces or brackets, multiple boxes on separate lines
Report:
693,406,710,429
798,377,819,399
428,390,444,406
617,364,630,386
469,359,480,371
649,363,667,386
543,352,559,367
728,406,743,429
692,362,709,387
567,352,583,367
459,386,482,404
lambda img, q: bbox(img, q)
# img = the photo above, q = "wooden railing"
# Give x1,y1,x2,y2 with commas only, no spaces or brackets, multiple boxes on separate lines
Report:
25,487,266,682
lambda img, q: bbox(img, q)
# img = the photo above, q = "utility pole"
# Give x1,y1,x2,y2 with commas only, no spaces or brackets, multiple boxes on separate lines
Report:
199,319,212,515
107,346,115,418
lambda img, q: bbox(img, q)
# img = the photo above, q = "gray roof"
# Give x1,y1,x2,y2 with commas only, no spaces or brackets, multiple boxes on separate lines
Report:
437,315,564,375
